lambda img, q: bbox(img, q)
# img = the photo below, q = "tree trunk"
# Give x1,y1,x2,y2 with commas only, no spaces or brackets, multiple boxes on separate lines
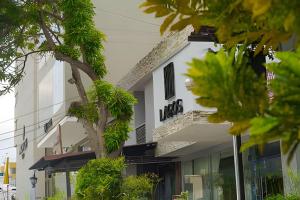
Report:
70,65,108,158
40,10,108,159
96,104,108,158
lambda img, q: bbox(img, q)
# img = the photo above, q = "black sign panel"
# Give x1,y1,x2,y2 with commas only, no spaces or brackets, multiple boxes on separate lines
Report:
164,62,175,100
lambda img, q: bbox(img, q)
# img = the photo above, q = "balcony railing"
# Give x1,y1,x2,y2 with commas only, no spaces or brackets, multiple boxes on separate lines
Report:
136,124,146,144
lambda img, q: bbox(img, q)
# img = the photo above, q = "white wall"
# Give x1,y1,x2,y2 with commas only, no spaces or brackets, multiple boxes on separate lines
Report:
152,42,218,128
15,54,45,200
144,78,155,143
134,92,145,128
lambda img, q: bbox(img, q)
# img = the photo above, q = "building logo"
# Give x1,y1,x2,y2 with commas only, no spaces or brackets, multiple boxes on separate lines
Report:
19,125,28,159
159,99,183,121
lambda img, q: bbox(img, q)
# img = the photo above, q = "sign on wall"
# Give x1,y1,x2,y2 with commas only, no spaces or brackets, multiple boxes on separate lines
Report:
19,125,28,159
159,99,183,121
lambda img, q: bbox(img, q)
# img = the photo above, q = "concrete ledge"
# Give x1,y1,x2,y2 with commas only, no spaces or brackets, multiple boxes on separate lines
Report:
117,26,193,90
153,111,214,142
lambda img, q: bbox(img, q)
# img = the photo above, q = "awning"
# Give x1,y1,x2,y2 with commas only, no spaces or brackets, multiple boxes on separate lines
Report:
29,151,96,173
123,142,176,164
30,143,176,172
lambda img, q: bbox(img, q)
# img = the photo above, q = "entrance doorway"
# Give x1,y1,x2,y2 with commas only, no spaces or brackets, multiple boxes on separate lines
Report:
243,142,284,200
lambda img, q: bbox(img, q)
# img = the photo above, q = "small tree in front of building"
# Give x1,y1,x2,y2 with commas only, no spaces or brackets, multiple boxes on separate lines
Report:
0,0,136,158
140,0,300,162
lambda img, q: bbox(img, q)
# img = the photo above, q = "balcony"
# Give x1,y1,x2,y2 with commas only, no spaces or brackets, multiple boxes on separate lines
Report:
136,124,146,144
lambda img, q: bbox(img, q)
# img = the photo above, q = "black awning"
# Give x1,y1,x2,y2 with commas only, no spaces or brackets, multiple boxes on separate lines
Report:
123,142,157,156
123,142,176,164
125,155,175,165
188,26,217,42
29,151,96,172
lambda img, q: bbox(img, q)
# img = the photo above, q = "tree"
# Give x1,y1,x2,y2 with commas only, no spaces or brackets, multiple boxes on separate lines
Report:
0,0,136,158
140,0,300,162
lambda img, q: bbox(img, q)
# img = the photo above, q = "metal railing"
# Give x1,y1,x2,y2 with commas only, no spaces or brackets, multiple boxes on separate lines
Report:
136,124,146,144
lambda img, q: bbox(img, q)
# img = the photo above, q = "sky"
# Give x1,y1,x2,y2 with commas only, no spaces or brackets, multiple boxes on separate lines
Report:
0,92,16,164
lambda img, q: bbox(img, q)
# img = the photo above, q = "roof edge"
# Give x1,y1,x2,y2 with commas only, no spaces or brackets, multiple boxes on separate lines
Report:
117,26,194,90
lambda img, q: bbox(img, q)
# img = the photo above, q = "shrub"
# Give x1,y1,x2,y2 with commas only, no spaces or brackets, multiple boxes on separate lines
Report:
121,175,153,200
46,190,66,200
74,157,125,200
265,194,300,200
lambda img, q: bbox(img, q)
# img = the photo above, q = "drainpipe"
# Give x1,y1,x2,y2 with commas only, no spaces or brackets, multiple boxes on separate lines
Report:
233,135,245,200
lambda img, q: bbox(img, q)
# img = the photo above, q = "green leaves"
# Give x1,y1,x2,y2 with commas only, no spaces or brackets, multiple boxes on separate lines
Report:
140,0,202,35
160,13,177,35
246,49,300,162
90,80,137,120
86,80,136,153
75,157,125,200
187,47,268,136
250,116,280,136
121,175,154,200
60,0,106,78
141,0,300,53
104,121,130,153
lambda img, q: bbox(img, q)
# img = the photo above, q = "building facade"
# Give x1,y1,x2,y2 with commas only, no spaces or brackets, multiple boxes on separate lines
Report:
118,27,300,199
13,5,300,200
13,1,163,199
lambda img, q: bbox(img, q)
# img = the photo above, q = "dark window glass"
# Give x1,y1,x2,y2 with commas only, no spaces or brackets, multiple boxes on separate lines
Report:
164,62,175,100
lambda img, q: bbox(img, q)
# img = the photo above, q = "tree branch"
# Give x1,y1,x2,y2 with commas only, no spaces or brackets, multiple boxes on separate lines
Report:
39,10,98,81
70,65,88,103
41,9,64,21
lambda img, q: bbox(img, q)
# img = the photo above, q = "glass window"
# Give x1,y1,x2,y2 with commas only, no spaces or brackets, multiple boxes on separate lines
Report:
194,157,210,200
211,150,236,200
243,142,284,200
182,148,236,200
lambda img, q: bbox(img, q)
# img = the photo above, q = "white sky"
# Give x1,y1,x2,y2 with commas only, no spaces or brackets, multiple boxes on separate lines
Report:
0,92,16,164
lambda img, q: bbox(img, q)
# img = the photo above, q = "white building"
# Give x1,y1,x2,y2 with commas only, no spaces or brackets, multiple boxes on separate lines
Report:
118,27,300,199
14,3,300,200
13,1,163,199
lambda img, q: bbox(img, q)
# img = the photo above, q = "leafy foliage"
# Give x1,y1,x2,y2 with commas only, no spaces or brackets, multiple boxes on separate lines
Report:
104,121,131,153
0,0,136,157
141,0,300,160
60,0,107,77
186,48,268,135
121,175,154,200
89,80,137,120
247,49,300,162
75,158,160,200
140,0,299,54
176,192,189,200
265,194,300,200
44,190,66,200
74,157,125,200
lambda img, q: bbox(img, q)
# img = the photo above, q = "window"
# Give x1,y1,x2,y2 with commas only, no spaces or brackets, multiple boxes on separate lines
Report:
164,62,175,100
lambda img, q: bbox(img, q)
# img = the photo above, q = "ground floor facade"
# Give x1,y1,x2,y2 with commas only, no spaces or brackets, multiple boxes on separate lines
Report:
125,139,299,200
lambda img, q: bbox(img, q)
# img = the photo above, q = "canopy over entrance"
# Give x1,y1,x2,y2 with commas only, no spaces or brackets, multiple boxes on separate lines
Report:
123,142,176,165
29,151,96,172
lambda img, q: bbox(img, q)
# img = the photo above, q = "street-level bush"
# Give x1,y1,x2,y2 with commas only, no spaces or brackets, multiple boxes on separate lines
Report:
45,190,65,200
74,157,125,200
265,194,299,200
121,175,153,200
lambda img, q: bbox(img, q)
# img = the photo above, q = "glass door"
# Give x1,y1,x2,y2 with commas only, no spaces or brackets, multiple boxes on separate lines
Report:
243,142,284,200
